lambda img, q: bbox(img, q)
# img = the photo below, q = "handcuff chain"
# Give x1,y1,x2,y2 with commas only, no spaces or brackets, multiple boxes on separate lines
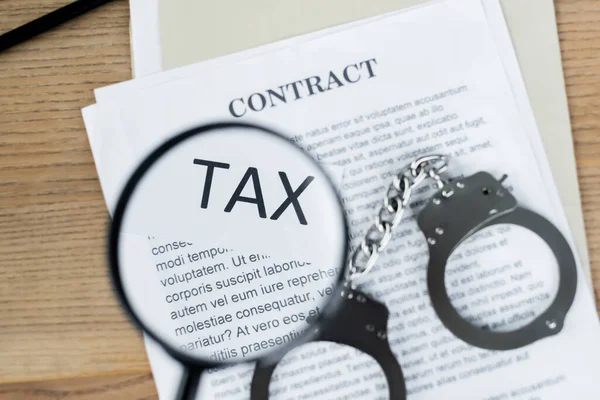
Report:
346,154,449,285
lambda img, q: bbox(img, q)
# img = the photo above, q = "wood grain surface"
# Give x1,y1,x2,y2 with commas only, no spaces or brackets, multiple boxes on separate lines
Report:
0,0,598,398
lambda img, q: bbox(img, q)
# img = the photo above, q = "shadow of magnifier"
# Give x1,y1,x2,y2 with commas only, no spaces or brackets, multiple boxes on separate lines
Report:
108,122,349,399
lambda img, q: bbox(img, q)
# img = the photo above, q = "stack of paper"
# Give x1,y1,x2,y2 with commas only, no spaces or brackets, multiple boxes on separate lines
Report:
84,0,600,398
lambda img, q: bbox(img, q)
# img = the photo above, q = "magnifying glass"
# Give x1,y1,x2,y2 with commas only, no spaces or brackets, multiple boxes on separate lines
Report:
108,122,348,399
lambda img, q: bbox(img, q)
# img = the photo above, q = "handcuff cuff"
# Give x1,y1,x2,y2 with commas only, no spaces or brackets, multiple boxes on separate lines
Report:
250,155,577,399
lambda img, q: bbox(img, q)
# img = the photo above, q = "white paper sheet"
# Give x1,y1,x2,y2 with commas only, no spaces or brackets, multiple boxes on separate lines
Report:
83,0,600,398
117,0,579,279
129,0,162,77
125,0,590,279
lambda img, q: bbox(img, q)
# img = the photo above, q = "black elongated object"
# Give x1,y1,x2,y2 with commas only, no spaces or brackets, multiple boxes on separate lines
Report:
0,0,114,53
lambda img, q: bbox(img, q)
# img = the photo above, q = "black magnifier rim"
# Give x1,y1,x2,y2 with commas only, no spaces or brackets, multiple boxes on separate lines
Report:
108,121,349,369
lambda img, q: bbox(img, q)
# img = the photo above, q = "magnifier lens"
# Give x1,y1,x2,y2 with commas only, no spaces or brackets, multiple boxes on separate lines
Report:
112,125,347,364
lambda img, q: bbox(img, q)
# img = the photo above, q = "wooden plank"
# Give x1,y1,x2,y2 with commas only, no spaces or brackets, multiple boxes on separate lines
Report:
0,0,150,383
556,0,600,304
0,373,157,400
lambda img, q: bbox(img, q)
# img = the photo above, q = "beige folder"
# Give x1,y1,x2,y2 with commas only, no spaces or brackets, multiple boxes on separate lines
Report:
158,0,590,276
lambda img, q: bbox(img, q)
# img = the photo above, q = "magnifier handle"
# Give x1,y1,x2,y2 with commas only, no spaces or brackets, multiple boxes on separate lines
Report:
175,368,203,400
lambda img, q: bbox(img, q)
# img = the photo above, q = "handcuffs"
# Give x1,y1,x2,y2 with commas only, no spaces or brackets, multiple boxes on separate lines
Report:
419,171,577,350
251,155,577,399
251,287,406,399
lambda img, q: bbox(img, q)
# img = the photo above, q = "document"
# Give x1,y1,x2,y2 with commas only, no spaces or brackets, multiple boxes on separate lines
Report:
118,0,590,280
158,0,590,274
84,0,600,398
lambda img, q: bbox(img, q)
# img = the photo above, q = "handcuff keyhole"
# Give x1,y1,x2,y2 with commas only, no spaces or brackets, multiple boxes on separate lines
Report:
482,187,491,196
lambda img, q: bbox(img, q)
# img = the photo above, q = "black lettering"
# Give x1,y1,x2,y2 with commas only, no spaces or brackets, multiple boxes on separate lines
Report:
193,159,230,208
359,58,378,78
228,98,246,117
224,167,267,218
270,173,314,225
248,93,267,112
305,76,326,96
227,58,378,114
327,71,344,90
267,87,287,107
343,64,360,83
284,80,305,100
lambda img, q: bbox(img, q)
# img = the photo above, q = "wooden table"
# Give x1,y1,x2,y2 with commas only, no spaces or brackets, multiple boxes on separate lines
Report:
0,0,598,398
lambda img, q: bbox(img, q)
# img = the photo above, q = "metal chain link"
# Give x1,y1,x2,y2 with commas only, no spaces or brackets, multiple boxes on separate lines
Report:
346,154,449,285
